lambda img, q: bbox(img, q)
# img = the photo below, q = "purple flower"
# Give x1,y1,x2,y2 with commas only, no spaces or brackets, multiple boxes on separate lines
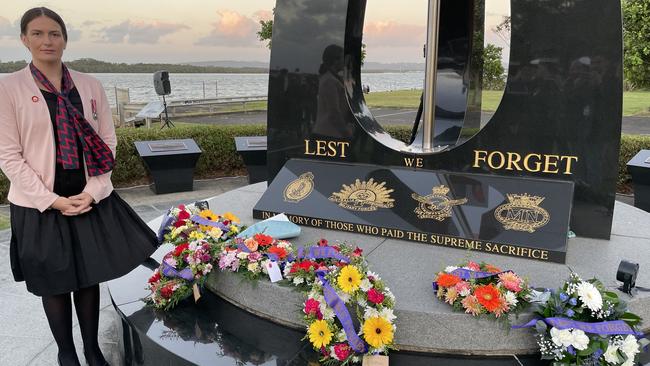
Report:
565,309,575,318
201,254,211,262
230,258,240,271
567,346,576,356
569,298,578,306
248,252,262,261
560,293,569,302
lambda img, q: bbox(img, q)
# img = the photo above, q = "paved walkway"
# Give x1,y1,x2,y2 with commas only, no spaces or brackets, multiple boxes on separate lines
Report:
182,109,650,135
0,177,248,366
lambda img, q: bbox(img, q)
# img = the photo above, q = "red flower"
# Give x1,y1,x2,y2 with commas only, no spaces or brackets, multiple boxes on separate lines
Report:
353,247,363,256
333,343,351,361
291,260,318,273
367,288,385,304
332,245,341,252
318,238,328,247
268,246,288,260
173,220,186,228
484,264,502,273
160,284,174,299
254,233,274,246
178,204,186,211
173,243,189,257
474,284,501,312
304,298,321,316
436,273,461,288
148,272,161,284
178,210,190,221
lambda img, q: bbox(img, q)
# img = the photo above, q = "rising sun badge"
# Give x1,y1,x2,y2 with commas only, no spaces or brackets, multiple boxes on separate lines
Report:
494,194,550,233
283,172,315,203
329,178,394,212
411,185,467,221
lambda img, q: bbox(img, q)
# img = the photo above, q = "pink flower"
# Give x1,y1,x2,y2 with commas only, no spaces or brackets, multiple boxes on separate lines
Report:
334,343,351,361
498,272,523,293
454,281,471,296
467,261,481,271
461,295,482,316
304,298,321,317
367,288,385,304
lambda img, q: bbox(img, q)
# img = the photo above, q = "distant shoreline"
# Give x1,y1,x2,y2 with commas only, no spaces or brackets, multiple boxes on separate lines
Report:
0,58,424,74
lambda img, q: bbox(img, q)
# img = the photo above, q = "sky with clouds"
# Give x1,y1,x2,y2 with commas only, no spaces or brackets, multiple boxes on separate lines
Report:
0,0,510,64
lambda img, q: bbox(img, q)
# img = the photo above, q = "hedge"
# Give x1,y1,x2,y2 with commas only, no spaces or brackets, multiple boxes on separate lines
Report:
1,126,649,203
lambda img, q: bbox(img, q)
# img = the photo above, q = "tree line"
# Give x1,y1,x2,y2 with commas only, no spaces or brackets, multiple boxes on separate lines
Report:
0,58,268,74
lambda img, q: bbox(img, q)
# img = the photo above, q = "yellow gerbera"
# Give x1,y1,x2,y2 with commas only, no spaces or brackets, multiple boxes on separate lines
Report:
362,316,393,348
199,209,218,221
223,212,240,224
198,210,218,231
337,265,362,293
308,320,333,348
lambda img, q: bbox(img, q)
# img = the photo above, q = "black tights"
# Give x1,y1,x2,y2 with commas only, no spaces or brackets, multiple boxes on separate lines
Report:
41,284,108,366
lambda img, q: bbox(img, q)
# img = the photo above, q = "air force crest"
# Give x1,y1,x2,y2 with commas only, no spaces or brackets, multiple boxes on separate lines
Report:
412,185,467,221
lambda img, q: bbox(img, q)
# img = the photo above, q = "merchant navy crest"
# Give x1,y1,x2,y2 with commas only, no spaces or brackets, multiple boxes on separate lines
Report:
329,178,394,212
495,194,550,233
412,185,468,221
283,172,315,203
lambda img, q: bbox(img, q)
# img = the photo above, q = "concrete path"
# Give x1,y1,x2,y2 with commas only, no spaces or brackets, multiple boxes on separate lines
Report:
181,109,650,135
0,177,248,366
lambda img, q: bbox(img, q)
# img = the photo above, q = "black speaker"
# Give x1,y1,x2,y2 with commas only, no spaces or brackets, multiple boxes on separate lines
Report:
153,70,171,96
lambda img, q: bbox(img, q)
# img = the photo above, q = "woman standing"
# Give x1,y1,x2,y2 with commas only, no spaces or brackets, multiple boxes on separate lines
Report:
0,8,158,366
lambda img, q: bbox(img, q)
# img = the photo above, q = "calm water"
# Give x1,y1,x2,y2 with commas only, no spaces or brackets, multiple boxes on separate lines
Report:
0,72,425,106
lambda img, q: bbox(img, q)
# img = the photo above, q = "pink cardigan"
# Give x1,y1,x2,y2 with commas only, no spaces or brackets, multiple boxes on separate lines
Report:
0,66,116,212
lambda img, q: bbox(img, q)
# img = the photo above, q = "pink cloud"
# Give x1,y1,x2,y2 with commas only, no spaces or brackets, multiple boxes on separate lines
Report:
253,10,273,22
363,21,426,47
196,10,259,47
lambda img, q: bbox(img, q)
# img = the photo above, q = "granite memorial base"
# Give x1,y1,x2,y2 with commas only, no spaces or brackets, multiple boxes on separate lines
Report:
109,183,650,365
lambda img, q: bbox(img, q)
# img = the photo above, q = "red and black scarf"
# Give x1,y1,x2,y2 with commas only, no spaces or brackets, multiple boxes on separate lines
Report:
30,63,114,176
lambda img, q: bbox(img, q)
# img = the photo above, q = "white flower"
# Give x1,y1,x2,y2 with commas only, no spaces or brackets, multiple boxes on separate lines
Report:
352,356,360,363
505,291,518,307
550,327,573,348
189,242,198,251
247,262,259,273
336,330,346,342
621,335,640,359
203,263,213,275
360,279,372,292
339,292,351,303
576,282,603,312
283,264,293,277
261,259,271,274
445,266,459,273
322,307,335,321
384,287,395,301
367,271,379,280
380,308,396,322
236,252,249,260
603,344,620,364
293,277,304,285
569,329,589,351
364,307,380,320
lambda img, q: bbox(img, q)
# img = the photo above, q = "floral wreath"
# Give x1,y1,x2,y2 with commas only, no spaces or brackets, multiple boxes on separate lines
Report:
514,272,649,365
284,240,397,364
433,261,532,321
146,204,243,310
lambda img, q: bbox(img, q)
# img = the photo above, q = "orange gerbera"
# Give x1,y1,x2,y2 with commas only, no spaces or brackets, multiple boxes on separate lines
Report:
436,273,461,288
474,284,501,312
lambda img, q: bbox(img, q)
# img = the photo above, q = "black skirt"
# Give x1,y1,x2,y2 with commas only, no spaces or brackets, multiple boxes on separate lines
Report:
9,191,158,296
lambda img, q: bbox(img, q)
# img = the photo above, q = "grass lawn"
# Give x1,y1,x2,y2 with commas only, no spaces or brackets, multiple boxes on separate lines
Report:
364,89,650,116
0,215,9,231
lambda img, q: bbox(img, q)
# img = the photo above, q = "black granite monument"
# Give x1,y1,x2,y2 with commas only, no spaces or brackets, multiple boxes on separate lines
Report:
255,0,623,263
